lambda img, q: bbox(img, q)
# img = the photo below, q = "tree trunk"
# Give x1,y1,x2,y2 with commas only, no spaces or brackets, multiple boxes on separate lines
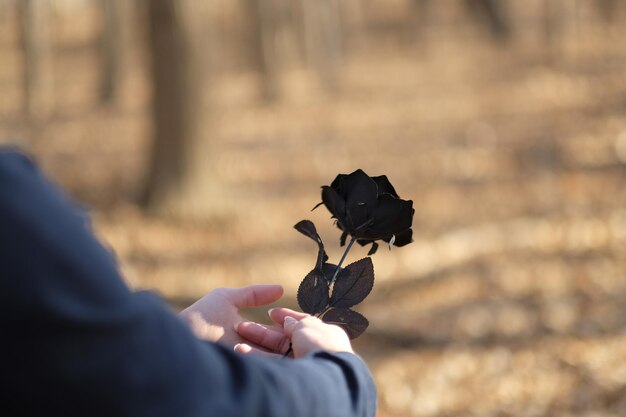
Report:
407,0,431,42
143,0,223,217
100,0,131,105
465,0,511,42
19,0,53,120
246,0,280,102
596,0,619,24
301,0,342,92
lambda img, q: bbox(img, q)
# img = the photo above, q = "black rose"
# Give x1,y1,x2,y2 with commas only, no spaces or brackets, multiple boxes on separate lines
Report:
318,169,414,255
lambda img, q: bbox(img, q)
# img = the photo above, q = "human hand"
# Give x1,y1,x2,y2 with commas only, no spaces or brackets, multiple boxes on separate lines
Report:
236,307,354,359
179,285,283,348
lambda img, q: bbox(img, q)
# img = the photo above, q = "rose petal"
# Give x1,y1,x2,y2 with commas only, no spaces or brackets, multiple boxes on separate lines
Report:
385,228,413,247
342,170,378,230
321,186,347,230
396,201,414,232
372,175,399,198
329,174,349,197
347,204,370,234
341,170,378,203
365,195,413,239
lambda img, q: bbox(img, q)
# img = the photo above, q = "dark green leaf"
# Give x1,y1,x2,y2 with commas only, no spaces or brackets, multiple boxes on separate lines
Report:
322,308,369,339
294,220,328,270
329,257,374,309
297,269,329,314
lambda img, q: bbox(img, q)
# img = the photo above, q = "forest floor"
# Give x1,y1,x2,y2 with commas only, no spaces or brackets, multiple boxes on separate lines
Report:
2,21,626,417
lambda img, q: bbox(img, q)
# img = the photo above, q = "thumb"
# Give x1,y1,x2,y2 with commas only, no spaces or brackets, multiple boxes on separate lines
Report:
228,285,284,308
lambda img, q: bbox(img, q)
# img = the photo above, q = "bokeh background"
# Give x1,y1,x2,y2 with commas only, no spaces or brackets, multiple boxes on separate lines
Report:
2,1,626,416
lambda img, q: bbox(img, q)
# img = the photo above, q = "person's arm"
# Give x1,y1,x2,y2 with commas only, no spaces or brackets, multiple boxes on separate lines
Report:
0,148,376,417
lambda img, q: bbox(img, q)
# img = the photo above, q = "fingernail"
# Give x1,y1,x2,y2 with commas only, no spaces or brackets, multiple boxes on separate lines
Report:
284,316,297,328
234,343,249,353
268,308,276,315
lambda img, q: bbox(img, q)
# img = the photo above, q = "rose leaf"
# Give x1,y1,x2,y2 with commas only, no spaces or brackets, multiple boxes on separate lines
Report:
322,308,369,339
294,220,329,269
322,263,342,283
329,257,374,309
297,269,330,314
294,219,320,241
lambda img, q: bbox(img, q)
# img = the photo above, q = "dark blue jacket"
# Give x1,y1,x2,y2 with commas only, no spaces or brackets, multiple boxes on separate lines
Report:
0,148,376,417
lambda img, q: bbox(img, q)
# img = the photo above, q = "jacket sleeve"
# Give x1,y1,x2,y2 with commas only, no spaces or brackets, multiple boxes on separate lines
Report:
0,148,377,417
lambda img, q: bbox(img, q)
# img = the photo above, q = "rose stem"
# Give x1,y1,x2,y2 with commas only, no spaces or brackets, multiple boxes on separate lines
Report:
329,236,357,286
318,236,357,317
283,236,357,359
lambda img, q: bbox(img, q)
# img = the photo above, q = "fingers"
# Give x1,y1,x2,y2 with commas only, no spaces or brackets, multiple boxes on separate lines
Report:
279,314,354,358
234,343,283,359
236,321,291,354
282,316,299,336
227,285,284,308
268,307,309,326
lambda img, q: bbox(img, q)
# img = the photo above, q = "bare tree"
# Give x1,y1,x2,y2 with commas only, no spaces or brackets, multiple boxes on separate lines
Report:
19,0,54,119
245,0,280,101
99,0,132,105
143,0,224,217
301,0,342,92
595,0,620,24
465,0,511,42
407,0,432,42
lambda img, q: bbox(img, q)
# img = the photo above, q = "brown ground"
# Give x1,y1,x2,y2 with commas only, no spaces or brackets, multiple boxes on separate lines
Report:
2,8,626,417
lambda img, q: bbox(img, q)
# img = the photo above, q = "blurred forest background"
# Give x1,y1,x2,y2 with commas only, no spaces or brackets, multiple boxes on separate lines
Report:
2,0,626,416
